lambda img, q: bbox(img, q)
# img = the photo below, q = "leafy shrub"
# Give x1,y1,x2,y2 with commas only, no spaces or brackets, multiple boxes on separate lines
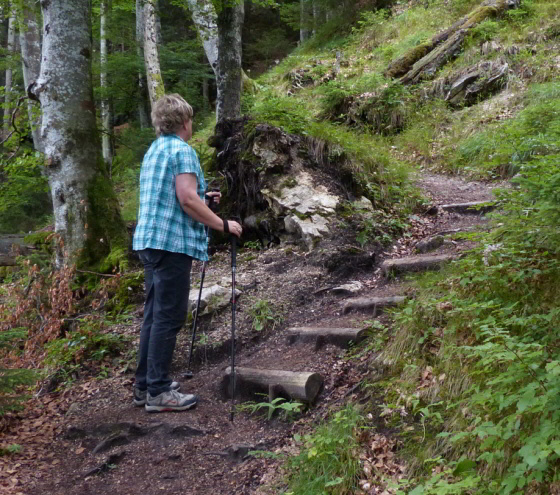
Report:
0,328,36,414
384,88,560,493
44,319,129,380
238,396,303,421
250,299,281,332
285,406,362,494
0,153,51,234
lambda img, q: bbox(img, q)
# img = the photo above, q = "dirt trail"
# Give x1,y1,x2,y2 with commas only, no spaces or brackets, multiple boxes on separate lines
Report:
1,172,500,495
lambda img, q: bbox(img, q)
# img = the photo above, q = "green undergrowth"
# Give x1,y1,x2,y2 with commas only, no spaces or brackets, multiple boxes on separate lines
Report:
0,328,36,415
452,81,560,178
44,319,131,384
283,405,362,494
373,136,560,491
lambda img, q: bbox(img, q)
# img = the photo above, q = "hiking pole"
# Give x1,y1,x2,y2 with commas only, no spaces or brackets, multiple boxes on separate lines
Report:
229,226,238,422
183,191,218,380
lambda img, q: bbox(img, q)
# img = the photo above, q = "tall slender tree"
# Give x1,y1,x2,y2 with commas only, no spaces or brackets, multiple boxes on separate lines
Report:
143,0,164,108
30,0,125,267
216,0,244,122
186,0,219,75
100,0,113,171
135,0,149,127
18,0,43,152
300,0,312,42
3,3,16,132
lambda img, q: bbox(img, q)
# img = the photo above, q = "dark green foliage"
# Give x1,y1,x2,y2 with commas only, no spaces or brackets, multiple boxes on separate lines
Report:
0,154,51,234
0,328,35,415
44,319,129,379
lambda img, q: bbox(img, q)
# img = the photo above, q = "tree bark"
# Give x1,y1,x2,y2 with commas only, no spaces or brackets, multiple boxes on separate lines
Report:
18,1,43,152
135,0,149,128
223,367,324,403
100,0,113,172
143,0,164,109
186,0,219,76
287,326,368,348
4,5,16,133
31,0,126,268
216,0,244,122
386,0,520,82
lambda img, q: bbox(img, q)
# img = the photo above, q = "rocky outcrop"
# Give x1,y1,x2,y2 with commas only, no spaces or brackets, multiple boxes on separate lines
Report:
428,60,509,106
209,119,369,251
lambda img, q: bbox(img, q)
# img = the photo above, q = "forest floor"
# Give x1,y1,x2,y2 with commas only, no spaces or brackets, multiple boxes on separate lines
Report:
1,171,502,495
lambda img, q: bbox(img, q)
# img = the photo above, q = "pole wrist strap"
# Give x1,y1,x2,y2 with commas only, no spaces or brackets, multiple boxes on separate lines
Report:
223,218,229,233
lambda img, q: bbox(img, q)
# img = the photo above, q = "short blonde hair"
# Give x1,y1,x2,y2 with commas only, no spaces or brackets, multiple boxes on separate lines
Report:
151,94,193,136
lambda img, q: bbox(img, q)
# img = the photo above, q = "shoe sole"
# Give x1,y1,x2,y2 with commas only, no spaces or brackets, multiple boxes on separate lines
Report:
145,401,197,412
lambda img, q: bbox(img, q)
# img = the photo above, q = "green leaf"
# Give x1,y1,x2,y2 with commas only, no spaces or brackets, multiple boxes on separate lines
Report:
453,459,477,476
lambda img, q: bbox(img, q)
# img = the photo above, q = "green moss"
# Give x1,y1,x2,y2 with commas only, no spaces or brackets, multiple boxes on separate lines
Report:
23,231,54,252
83,173,128,272
385,42,433,78
107,271,144,314
463,5,498,28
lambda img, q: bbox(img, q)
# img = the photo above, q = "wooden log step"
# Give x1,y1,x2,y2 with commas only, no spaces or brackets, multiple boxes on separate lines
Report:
287,326,368,348
0,254,17,266
440,201,496,214
222,367,323,403
382,254,456,277
342,296,407,315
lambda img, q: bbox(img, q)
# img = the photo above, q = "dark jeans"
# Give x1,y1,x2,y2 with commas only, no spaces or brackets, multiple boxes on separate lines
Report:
135,249,192,397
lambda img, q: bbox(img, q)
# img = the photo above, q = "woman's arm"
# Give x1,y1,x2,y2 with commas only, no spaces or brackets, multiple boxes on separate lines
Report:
175,173,242,237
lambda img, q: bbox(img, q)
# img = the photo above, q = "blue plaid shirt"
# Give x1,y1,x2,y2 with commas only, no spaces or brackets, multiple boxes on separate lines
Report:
133,134,208,261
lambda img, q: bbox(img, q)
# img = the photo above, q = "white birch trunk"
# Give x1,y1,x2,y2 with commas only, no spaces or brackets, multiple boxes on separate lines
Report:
143,0,164,109
186,0,219,76
31,0,123,267
4,6,16,132
19,1,43,151
100,0,112,172
135,0,149,128
216,0,244,122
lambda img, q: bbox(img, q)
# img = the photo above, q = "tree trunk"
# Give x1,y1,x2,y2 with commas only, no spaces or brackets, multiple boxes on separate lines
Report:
300,0,312,43
202,53,210,113
100,0,113,173
143,0,164,109
186,0,219,76
135,0,149,128
312,0,325,36
386,0,520,82
4,5,16,133
222,367,324,403
216,0,244,122
19,1,43,152
31,0,126,268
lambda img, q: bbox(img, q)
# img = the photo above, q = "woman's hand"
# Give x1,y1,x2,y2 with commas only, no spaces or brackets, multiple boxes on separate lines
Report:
226,220,243,238
205,190,221,206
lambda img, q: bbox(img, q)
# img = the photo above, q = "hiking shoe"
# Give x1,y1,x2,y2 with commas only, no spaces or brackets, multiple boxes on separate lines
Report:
133,381,181,406
145,389,198,412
